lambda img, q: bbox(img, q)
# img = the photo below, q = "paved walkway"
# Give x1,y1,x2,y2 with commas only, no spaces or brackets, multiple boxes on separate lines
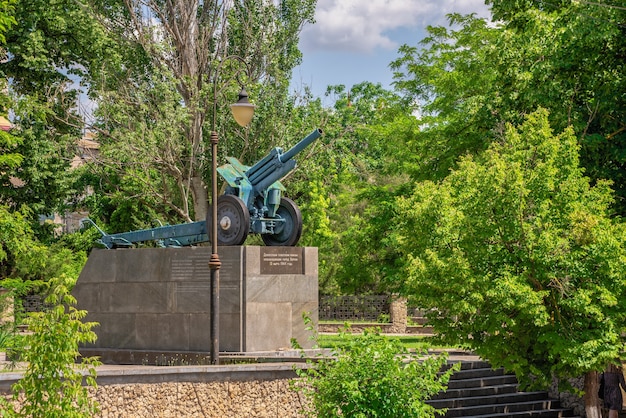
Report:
0,348,480,389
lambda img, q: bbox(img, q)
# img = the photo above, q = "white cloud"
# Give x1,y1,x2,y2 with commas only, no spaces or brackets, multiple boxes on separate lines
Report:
300,0,491,53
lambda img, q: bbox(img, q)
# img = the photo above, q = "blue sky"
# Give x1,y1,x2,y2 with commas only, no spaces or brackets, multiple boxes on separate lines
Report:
292,0,492,102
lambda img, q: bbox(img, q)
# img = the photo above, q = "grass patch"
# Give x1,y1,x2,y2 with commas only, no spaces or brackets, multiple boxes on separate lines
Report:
316,333,445,351
318,320,386,324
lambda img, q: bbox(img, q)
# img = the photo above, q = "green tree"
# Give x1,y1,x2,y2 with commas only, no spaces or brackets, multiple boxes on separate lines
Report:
1,0,106,222
79,0,317,226
391,5,626,215
0,0,22,193
487,0,626,218
307,83,419,294
4,0,318,230
268,81,417,294
0,279,100,418
0,127,22,173
295,329,457,418
0,206,38,281
395,110,626,417
0,204,87,290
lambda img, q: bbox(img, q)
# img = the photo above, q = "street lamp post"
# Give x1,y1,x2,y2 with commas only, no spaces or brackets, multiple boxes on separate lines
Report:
210,86,255,365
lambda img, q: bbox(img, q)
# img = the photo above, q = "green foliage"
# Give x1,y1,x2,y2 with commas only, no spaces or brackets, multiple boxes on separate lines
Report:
290,82,418,294
298,179,338,286
0,0,25,222
0,286,17,351
315,333,437,352
89,64,195,224
0,205,87,286
76,0,318,224
295,329,457,418
0,279,100,417
1,0,101,218
416,7,624,211
396,109,626,389
334,183,410,294
0,328,12,349
16,241,86,285
0,129,22,171
6,0,109,86
0,203,90,332
0,206,32,271
0,0,15,44
391,5,626,214
55,226,99,254
2,114,81,217
390,14,500,182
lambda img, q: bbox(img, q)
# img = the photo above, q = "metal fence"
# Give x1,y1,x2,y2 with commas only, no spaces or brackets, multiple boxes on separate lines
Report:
319,295,390,322
22,295,48,313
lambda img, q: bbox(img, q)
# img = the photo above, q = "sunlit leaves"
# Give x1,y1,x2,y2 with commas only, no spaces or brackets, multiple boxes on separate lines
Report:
392,4,626,214
0,0,15,44
295,330,457,418
1,281,100,418
396,110,626,388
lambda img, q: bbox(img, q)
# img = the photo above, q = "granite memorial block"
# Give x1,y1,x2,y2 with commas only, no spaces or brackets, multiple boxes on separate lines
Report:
73,246,318,360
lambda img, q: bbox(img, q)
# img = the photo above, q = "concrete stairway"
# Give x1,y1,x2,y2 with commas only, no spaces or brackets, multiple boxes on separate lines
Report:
428,360,581,417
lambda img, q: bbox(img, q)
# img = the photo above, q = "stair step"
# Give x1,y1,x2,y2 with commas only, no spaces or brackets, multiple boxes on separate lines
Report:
445,360,492,371
454,411,579,418
449,367,507,380
432,383,519,400
429,391,550,409
443,399,566,417
447,374,519,389
431,360,578,418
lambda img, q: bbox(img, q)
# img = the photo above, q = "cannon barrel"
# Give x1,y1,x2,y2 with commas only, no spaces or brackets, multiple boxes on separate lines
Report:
280,128,323,163
245,128,322,191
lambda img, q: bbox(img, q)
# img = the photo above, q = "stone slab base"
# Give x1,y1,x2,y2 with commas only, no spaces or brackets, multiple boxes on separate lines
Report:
73,246,318,359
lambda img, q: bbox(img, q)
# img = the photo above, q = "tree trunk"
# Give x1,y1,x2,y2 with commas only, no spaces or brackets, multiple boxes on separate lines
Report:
584,370,602,418
191,175,208,222
188,111,207,222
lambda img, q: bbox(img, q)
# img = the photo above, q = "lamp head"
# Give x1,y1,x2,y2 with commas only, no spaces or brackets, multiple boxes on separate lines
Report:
230,88,255,127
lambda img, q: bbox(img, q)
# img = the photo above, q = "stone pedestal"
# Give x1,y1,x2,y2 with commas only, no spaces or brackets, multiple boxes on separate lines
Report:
389,296,407,334
73,246,318,360
0,288,13,326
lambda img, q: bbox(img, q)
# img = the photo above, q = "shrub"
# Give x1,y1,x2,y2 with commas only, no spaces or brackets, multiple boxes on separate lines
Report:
0,278,100,417
295,329,458,417
0,328,11,349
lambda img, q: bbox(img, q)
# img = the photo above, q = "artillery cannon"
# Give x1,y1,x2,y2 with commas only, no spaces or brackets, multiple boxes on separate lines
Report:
213,128,322,246
84,128,322,248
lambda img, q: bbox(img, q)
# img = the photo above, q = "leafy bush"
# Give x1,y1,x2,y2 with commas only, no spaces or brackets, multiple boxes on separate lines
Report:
376,313,390,324
0,328,11,349
0,278,100,417
295,329,458,417
0,283,17,352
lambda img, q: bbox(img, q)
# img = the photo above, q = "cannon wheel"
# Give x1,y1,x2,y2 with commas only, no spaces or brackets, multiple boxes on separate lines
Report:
262,197,302,247
207,194,250,246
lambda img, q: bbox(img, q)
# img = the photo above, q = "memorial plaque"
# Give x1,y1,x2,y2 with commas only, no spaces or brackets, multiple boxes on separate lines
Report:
171,253,211,281
260,247,304,275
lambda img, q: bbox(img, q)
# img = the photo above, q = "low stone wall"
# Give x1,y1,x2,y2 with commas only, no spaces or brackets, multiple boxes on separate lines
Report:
549,376,585,418
1,363,310,418
89,379,307,417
